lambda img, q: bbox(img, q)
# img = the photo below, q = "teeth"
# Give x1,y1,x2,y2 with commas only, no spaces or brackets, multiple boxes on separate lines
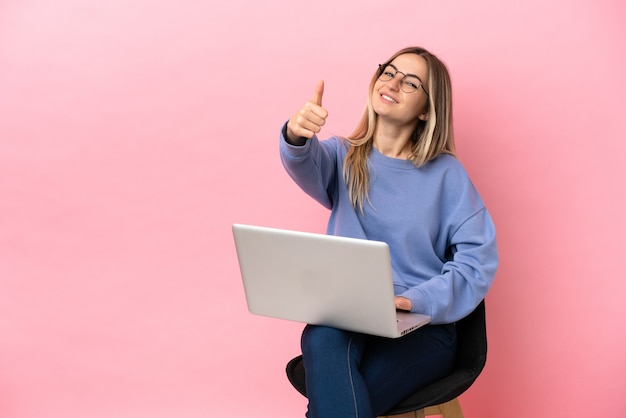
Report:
382,94,397,103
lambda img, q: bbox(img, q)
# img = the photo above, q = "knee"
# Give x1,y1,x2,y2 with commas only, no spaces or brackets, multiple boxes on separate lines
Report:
301,326,367,365
301,325,353,356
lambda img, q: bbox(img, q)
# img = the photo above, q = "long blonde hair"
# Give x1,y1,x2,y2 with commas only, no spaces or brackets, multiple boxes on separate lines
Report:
343,47,456,212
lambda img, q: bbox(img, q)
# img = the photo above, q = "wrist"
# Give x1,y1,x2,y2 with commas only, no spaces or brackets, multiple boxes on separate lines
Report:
283,121,308,146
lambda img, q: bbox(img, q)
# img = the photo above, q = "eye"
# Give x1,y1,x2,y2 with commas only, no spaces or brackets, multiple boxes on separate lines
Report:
404,80,418,89
381,65,397,75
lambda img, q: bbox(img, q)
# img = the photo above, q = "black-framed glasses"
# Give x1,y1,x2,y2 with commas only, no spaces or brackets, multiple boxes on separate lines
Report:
378,64,429,96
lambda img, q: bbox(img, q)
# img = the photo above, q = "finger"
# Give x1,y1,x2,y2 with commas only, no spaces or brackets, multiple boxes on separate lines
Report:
290,115,322,138
394,296,412,311
302,103,328,123
287,113,322,140
312,80,324,106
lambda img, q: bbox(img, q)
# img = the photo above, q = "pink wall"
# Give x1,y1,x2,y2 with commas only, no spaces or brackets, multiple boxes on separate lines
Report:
1,0,625,417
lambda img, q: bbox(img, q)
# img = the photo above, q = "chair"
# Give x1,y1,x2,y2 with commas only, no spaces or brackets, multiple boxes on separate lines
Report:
286,300,487,418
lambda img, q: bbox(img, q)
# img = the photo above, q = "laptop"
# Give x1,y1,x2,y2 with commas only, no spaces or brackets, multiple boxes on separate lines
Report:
232,224,431,338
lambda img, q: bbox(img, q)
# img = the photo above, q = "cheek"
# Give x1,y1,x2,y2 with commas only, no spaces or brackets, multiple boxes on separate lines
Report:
410,96,429,116
371,82,382,100
370,88,383,110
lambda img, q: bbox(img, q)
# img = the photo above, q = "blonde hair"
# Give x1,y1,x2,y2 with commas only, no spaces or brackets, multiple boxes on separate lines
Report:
343,47,456,212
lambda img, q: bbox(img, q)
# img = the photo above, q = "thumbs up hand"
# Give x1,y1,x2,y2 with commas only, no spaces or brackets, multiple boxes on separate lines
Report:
286,80,328,145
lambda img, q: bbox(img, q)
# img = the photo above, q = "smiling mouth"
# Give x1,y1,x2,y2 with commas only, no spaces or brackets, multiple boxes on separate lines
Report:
381,94,398,103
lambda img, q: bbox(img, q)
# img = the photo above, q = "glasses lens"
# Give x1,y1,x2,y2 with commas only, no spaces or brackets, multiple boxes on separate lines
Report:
379,65,396,81
401,76,421,93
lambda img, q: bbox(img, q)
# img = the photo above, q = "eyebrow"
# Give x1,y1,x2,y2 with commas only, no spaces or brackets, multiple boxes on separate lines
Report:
387,63,425,84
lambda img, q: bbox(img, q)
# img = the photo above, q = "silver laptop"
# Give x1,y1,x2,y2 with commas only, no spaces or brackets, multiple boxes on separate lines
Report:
232,224,431,338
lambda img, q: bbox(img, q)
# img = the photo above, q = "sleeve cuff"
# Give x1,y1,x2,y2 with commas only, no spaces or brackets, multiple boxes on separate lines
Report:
281,122,308,147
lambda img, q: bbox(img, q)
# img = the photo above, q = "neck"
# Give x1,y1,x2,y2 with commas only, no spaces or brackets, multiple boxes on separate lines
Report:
373,122,414,159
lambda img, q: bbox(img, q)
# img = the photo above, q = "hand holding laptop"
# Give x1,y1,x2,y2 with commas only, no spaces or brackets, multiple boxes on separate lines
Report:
394,296,412,312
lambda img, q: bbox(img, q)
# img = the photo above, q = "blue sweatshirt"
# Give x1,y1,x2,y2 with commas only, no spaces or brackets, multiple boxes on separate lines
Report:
279,128,498,324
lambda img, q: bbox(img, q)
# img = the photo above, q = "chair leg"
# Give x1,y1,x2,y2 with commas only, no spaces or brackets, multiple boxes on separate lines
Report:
378,397,463,418
434,398,464,418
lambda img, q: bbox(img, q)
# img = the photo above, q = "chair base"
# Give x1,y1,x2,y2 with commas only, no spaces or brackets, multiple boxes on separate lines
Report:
378,397,464,418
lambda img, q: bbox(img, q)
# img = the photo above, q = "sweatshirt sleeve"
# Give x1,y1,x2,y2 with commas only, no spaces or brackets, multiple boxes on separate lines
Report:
279,122,339,209
400,206,498,324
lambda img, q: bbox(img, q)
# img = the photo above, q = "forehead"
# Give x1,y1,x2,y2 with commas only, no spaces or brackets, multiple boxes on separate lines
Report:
389,53,428,80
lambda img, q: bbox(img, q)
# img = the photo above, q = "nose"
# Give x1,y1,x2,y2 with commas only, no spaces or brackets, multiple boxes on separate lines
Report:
388,74,402,91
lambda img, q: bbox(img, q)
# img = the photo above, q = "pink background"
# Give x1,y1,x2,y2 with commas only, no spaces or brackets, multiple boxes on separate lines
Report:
1,0,625,417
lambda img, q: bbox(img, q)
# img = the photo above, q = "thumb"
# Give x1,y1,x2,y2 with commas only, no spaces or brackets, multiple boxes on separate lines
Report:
312,80,324,106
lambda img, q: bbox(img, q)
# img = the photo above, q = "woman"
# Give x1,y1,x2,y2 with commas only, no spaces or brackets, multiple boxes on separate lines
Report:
280,46,498,418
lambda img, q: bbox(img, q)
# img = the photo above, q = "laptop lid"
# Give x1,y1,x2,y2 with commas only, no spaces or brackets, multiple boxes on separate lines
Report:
232,224,430,338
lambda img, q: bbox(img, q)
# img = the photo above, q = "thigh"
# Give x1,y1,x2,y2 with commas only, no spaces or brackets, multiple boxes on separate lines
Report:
300,325,373,418
361,323,457,416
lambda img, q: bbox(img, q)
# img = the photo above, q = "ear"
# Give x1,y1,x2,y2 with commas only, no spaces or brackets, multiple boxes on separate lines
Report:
418,111,429,121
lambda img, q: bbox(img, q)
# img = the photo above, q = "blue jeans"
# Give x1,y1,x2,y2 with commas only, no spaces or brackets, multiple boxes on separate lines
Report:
300,323,457,418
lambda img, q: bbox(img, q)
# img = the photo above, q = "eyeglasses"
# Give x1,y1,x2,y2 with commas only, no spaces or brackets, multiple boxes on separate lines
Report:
378,64,429,96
